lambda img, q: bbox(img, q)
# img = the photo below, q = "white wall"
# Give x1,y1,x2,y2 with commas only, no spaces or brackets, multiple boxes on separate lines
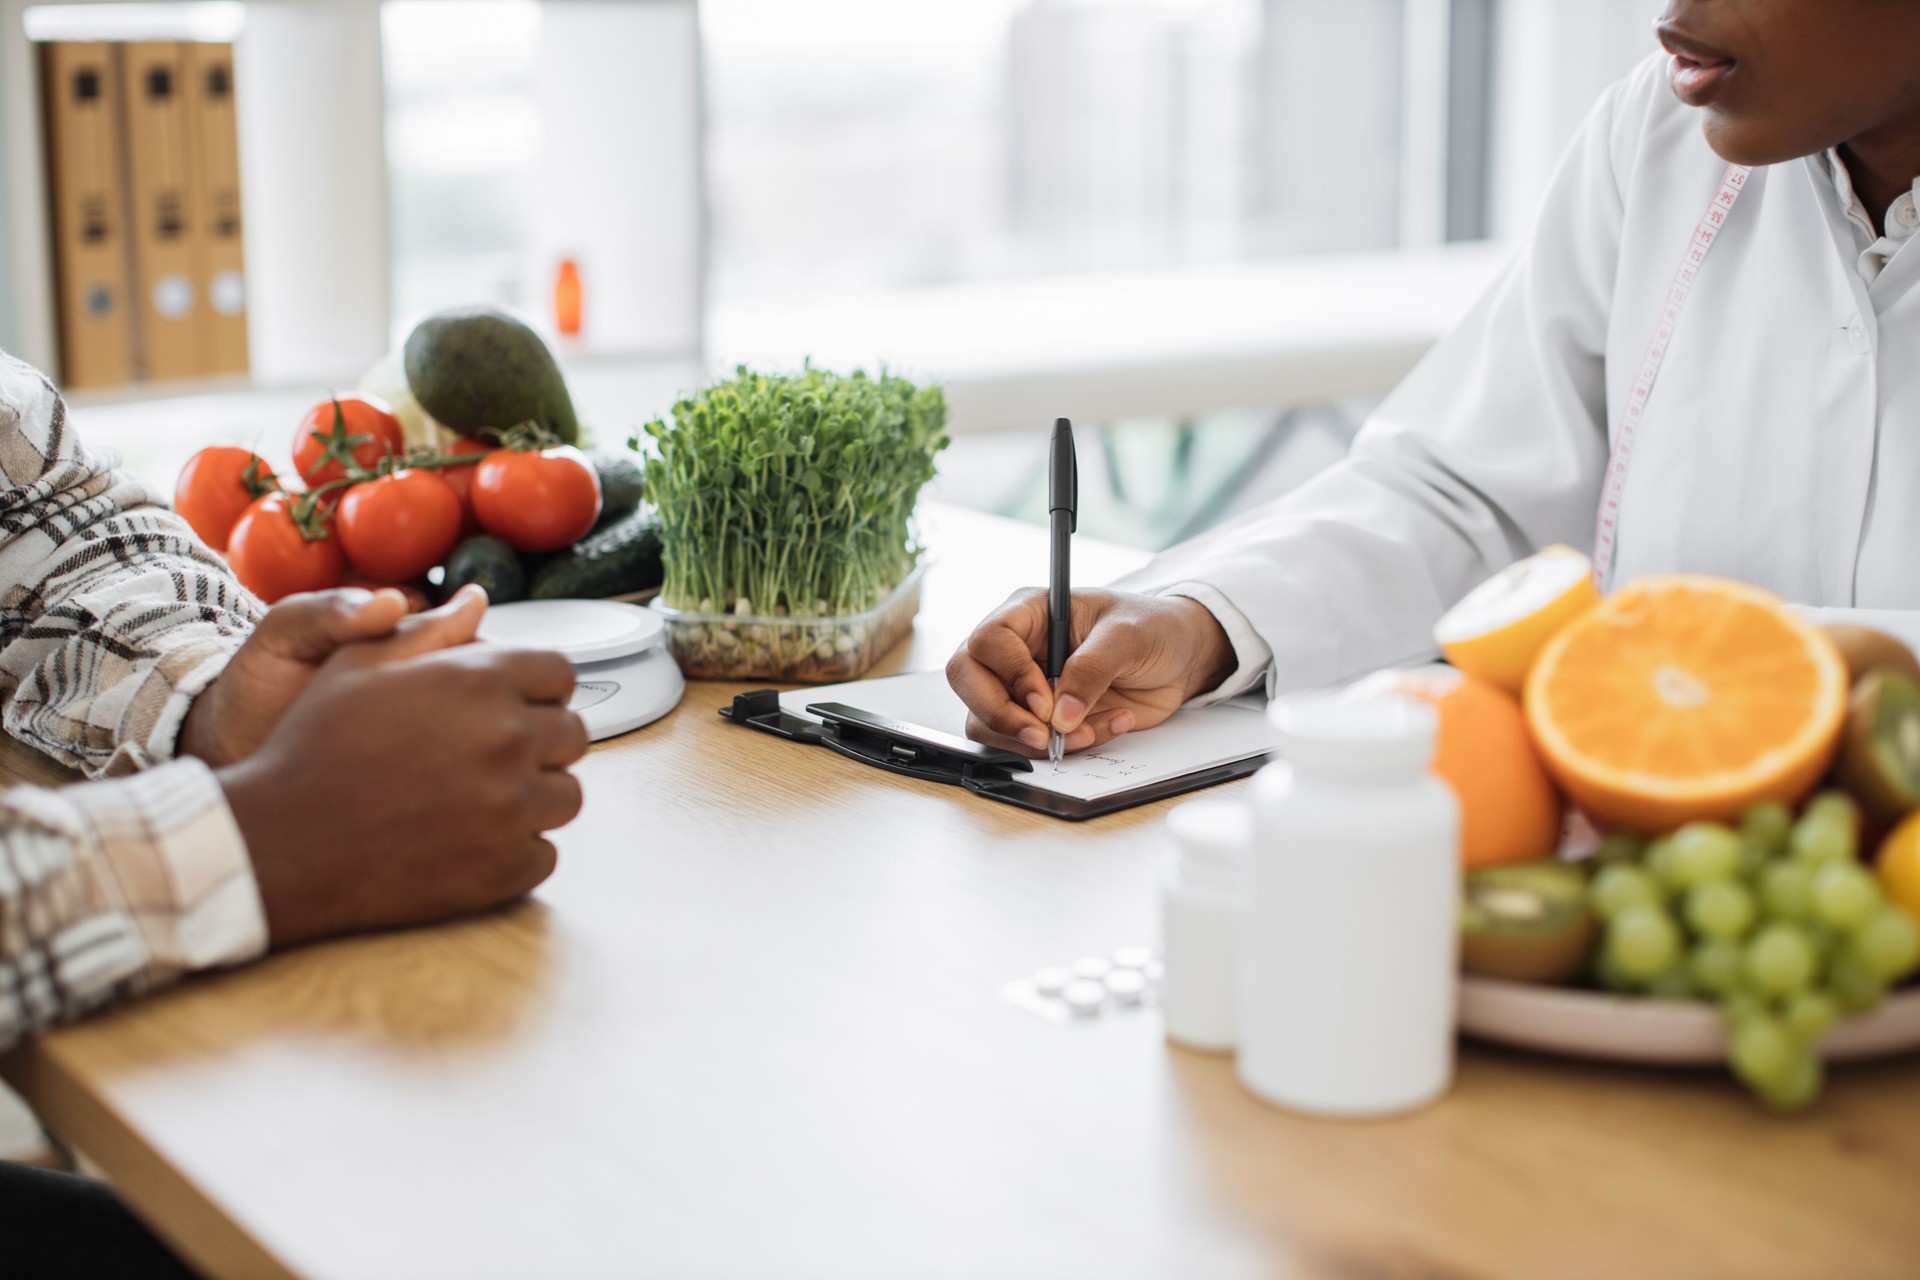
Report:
1490,0,1662,241
0,0,60,371
0,43,18,360
237,0,392,382
532,0,703,361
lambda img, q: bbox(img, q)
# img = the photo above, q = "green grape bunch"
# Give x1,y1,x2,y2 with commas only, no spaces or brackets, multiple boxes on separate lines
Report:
1587,793,1920,1112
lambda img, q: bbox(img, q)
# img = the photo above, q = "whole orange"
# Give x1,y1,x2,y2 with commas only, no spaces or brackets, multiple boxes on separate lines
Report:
1352,667,1564,868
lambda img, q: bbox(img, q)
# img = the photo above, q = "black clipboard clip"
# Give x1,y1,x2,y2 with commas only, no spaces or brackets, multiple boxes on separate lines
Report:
720,689,1270,821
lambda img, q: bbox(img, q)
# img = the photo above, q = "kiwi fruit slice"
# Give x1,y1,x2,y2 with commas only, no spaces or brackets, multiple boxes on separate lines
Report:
1461,862,1597,984
1834,670,1920,825
1825,625,1920,689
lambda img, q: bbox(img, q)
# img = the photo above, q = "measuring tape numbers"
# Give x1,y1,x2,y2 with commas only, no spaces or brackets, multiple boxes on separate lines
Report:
1591,162,1754,591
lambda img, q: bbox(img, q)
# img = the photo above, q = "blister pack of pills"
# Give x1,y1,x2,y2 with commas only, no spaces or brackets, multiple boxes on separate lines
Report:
1001,946,1163,1024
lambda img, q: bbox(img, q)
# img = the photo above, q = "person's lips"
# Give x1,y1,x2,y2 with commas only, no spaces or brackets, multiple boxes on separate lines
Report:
1658,24,1737,107
1668,53,1736,106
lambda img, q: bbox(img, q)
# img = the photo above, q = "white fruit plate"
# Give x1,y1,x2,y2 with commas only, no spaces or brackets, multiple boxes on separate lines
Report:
1459,977,1920,1066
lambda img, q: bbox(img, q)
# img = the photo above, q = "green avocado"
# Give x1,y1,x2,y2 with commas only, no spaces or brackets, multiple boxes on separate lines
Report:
529,511,664,601
589,452,645,533
403,305,581,444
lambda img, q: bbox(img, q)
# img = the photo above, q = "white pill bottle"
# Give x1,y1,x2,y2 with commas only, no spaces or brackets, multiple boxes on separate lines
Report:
1160,797,1252,1052
1237,693,1460,1118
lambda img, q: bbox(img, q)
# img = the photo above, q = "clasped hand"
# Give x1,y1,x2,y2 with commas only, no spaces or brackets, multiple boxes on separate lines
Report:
184,586,589,947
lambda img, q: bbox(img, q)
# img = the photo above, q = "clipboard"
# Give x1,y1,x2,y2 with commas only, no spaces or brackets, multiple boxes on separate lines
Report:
720,689,1270,821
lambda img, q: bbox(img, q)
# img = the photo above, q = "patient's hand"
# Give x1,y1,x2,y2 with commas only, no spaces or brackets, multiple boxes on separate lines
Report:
947,588,1236,757
218,626,586,946
180,586,489,766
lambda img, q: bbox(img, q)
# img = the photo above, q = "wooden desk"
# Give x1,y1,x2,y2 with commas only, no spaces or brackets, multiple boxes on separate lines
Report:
5,506,1920,1279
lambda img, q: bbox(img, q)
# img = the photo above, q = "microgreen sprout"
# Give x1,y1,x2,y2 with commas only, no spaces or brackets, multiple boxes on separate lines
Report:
637,365,948,618
635,365,948,679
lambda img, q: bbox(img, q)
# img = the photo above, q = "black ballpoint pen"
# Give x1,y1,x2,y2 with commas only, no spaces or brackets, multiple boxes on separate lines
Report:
1047,418,1077,764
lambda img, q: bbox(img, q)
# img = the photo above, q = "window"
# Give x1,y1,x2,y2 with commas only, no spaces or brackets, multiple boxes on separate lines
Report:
703,0,1528,302
705,0,1664,302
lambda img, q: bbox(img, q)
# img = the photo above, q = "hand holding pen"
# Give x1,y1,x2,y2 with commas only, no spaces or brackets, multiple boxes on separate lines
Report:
944,421,1240,758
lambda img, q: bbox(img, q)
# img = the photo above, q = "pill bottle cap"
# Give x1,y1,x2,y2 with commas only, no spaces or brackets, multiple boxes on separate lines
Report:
1166,797,1254,888
1269,692,1437,783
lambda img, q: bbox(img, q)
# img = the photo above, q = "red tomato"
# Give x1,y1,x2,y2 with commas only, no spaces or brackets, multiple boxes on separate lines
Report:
293,394,404,489
471,446,602,552
438,437,495,537
335,469,464,583
174,446,275,550
226,493,347,603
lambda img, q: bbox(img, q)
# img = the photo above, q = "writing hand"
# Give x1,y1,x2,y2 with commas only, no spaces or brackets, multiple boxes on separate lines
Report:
946,588,1236,757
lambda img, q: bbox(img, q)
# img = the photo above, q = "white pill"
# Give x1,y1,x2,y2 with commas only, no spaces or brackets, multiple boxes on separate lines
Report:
1111,947,1155,971
1063,980,1108,1016
1105,970,1147,1004
1073,956,1114,980
1032,967,1073,997
1143,960,1166,982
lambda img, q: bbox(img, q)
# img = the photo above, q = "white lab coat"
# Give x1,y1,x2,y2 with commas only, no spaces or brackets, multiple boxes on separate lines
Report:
1118,54,1920,700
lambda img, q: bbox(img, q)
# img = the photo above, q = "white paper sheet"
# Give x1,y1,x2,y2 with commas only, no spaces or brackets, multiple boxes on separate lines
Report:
782,672,1279,802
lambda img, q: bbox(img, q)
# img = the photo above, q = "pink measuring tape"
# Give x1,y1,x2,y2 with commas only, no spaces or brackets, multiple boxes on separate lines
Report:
1591,162,1753,591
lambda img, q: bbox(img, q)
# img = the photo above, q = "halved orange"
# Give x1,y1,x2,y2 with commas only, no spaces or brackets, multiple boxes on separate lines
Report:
1523,576,1848,834
1434,546,1600,695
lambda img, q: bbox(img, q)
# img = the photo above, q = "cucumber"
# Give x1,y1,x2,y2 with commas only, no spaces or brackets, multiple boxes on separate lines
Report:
530,510,664,600
589,452,646,533
443,535,528,605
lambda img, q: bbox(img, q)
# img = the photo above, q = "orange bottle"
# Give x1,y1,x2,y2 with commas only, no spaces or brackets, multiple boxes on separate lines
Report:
553,257,582,337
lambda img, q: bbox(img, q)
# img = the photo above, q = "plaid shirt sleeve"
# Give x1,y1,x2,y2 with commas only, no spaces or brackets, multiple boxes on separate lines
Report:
0,352,268,1053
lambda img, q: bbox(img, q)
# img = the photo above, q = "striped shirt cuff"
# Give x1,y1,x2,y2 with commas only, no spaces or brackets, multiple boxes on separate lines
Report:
1160,581,1274,706
111,633,251,773
26,758,266,977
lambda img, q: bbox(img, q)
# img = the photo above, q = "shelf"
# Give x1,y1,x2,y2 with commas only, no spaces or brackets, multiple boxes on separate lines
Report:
709,242,1508,434
3,0,704,392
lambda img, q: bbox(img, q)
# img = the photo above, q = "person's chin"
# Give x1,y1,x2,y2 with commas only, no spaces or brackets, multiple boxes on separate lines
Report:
1698,111,1823,168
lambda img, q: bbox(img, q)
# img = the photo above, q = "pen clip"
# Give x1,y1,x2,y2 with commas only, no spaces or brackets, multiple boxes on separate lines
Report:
1068,438,1078,532
1051,417,1078,533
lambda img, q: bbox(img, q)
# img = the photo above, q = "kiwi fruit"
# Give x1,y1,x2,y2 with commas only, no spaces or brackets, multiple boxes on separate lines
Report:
1834,669,1920,825
1461,862,1597,984
1824,624,1920,689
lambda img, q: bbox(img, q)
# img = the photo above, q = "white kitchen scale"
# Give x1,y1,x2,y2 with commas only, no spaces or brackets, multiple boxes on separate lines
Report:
476,599,685,741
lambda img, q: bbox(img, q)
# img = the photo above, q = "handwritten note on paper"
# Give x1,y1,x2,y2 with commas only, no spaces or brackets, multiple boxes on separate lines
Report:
781,671,1279,802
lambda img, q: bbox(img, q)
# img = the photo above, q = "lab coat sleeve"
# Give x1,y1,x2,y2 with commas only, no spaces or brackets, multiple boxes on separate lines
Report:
1114,71,1641,699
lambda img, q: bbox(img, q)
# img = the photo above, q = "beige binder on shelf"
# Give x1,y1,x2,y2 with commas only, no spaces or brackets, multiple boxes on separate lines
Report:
183,41,248,376
120,40,199,382
41,42,134,389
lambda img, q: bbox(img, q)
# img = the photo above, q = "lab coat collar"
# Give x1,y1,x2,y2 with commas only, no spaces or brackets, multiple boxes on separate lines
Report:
1808,152,1920,311
1819,149,1919,286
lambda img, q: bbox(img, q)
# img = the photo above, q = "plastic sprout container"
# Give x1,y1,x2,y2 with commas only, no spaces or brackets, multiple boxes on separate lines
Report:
650,562,927,684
